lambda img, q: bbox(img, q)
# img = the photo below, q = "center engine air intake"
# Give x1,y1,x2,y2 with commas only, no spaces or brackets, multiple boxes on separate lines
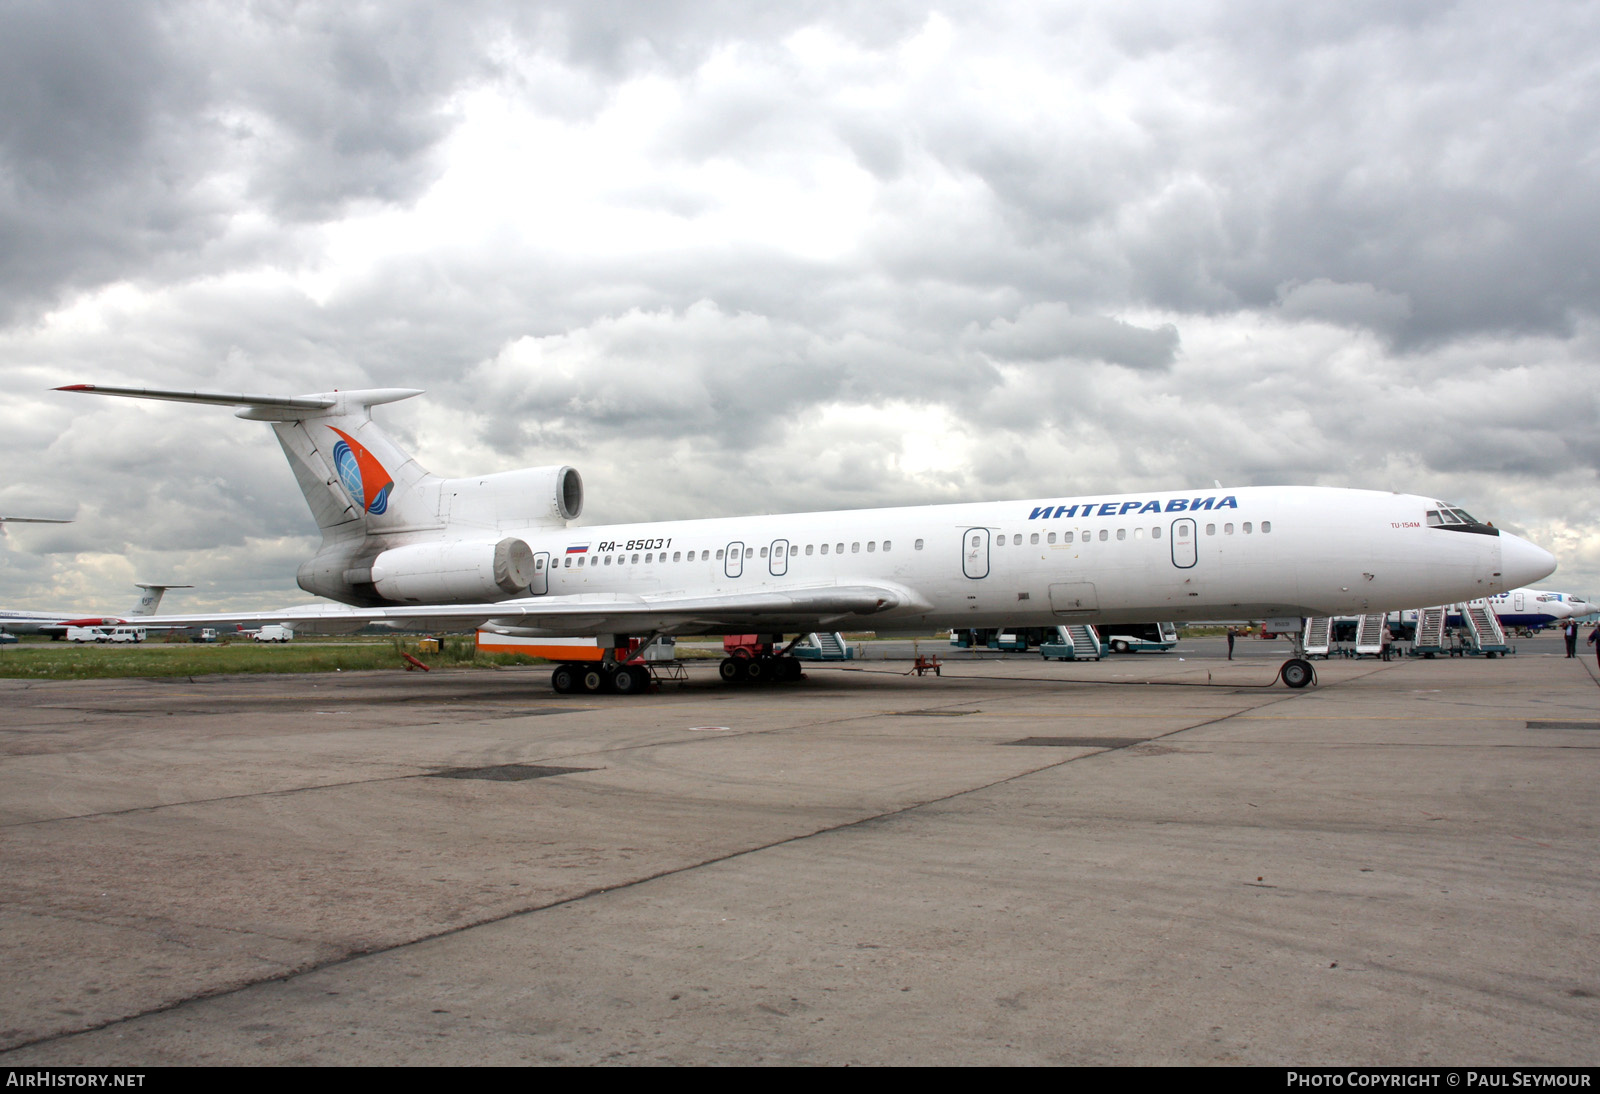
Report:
370,538,539,603
440,465,583,527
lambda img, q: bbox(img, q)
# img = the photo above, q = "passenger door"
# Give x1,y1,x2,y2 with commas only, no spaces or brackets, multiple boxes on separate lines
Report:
1170,518,1197,569
963,528,990,579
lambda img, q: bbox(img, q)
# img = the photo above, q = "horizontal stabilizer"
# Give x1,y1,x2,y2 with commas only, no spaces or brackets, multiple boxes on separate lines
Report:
56,384,423,421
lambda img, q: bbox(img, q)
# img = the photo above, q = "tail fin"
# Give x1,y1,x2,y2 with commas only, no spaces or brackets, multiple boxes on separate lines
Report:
57,385,435,540
129,583,192,617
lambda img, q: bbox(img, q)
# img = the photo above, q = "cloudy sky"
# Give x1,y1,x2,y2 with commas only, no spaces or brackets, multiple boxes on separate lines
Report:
2,0,1597,612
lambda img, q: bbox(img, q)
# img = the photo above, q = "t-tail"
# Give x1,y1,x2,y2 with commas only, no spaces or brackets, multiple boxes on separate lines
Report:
130,584,192,617
57,384,583,606
58,384,434,537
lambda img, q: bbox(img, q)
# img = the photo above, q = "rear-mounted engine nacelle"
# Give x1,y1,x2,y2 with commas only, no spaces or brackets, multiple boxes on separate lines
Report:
441,465,582,527
370,538,539,603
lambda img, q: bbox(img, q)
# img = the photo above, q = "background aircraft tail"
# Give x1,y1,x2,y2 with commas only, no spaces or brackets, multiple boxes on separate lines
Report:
129,584,193,617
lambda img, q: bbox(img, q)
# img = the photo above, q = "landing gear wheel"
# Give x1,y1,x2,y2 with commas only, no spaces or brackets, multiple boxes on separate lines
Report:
611,664,649,694
719,657,745,683
1280,658,1315,689
744,658,768,683
551,665,578,694
581,667,607,693
781,658,803,682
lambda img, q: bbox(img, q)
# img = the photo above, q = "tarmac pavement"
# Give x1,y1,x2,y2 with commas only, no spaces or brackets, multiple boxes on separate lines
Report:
0,634,1595,1065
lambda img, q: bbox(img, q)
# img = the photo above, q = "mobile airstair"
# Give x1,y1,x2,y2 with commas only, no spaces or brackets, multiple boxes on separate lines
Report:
1040,624,1104,661
1302,617,1333,658
1460,600,1511,657
791,632,853,661
1411,606,1449,657
1354,614,1388,657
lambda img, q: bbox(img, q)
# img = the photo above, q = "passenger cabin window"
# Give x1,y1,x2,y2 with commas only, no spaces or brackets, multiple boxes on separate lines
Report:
1262,521,1272,533
1063,531,1073,544
1152,527,1161,539
867,541,875,552
1030,533,1039,545
1098,529,1107,542
716,549,724,560
1242,523,1251,534
806,544,814,555
835,543,844,554
915,539,924,550
821,544,829,555
1205,524,1215,536
1116,528,1126,541
1224,523,1233,535
883,540,891,551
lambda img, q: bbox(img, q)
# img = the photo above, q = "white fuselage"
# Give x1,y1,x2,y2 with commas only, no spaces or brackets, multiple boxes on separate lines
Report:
1476,588,1596,627
430,485,1543,636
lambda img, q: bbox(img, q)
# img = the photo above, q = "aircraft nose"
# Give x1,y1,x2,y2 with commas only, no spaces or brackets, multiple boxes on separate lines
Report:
1500,533,1557,589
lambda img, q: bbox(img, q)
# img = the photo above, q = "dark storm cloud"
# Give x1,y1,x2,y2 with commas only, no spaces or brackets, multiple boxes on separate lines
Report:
0,1,492,322
968,305,1181,370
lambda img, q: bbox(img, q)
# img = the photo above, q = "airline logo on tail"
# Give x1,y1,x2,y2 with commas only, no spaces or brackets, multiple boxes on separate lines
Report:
329,427,394,515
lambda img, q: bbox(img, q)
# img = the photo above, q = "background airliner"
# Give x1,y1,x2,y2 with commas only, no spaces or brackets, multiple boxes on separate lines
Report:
0,584,192,638
58,384,1557,690
1478,588,1596,627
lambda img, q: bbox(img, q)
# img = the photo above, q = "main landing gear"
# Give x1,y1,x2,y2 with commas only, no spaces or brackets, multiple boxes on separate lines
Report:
718,655,805,684
551,662,652,695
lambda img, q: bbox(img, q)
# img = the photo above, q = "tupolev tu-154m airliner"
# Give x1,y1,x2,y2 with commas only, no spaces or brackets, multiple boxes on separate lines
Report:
57,383,1557,692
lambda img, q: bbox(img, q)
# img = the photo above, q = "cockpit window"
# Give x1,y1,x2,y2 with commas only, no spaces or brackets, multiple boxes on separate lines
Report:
1426,504,1497,536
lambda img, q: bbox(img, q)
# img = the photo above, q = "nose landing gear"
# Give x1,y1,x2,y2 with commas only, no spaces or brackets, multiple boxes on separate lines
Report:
1279,658,1315,689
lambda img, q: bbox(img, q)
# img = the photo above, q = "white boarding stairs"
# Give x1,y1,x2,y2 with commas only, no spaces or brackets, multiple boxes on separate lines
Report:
1063,623,1103,660
812,632,847,659
1461,601,1509,653
1302,617,1333,657
1354,614,1388,656
1413,606,1448,653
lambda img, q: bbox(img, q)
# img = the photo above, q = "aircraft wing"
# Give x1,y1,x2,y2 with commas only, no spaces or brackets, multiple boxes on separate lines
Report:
118,583,918,637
